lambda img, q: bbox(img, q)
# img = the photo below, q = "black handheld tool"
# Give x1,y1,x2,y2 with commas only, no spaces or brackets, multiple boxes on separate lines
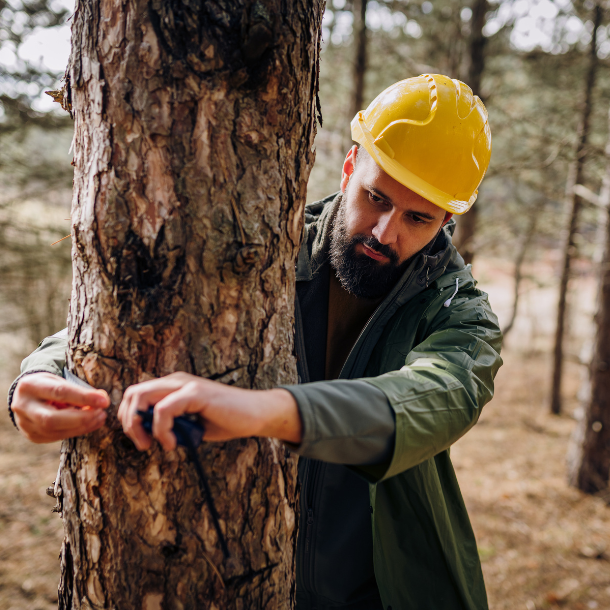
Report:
137,406,230,559
138,407,205,449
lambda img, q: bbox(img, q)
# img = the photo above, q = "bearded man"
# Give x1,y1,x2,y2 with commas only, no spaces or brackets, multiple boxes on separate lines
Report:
9,75,502,610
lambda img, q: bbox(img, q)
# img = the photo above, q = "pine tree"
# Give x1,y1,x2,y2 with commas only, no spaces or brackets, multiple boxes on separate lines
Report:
54,1,324,607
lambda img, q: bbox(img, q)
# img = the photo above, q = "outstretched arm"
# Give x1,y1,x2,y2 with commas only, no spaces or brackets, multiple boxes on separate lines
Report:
118,373,395,466
118,372,302,451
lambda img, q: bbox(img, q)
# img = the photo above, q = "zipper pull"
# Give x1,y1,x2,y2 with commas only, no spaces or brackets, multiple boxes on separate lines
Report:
444,278,459,307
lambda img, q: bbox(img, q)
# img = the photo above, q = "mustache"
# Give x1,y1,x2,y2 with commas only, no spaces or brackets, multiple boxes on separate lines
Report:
351,234,400,265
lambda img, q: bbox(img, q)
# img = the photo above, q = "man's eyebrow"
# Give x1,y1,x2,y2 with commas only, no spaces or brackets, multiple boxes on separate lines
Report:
367,186,394,204
406,209,436,220
367,186,438,221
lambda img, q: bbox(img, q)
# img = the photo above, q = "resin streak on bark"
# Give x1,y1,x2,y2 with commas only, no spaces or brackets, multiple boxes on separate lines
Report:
58,1,323,607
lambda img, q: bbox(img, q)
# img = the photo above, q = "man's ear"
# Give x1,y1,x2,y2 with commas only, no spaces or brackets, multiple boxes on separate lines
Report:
441,212,453,227
340,145,359,193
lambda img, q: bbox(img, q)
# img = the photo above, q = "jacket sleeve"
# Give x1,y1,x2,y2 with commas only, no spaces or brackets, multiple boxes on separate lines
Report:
282,379,395,465
360,289,502,482
7,329,68,425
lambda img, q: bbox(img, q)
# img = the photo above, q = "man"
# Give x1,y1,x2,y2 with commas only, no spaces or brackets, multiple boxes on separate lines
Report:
9,75,502,609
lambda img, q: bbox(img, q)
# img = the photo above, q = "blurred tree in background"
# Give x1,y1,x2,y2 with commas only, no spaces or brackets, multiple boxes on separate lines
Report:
0,0,74,368
0,0,69,133
551,1,605,416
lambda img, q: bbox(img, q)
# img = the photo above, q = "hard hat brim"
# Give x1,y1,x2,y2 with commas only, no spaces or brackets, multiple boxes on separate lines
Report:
351,113,477,215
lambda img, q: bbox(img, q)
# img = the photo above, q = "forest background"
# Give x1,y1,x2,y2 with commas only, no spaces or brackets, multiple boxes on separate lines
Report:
2,0,610,609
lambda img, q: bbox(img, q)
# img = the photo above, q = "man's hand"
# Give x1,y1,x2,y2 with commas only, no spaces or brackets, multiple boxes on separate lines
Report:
11,372,110,443
117,372,302,452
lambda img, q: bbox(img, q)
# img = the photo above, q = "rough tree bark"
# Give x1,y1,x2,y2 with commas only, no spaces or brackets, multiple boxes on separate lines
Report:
451,0,488,266
568,106,610,494
550,3,602,416
54,1,323,608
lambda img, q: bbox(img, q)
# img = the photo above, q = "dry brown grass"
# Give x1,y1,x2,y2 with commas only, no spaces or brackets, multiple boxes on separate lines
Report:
0,410,62,610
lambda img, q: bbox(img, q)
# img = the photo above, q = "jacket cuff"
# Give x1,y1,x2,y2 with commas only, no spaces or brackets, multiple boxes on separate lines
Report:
7,368,63,430
281,379,395,466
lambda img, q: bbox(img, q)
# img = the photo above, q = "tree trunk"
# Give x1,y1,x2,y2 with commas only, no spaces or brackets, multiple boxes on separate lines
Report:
502,201,541,338
55,1,323,608
451,0,488,266
351,0,368,120
343,0,367,151
550,3,602,415
568,106,610,494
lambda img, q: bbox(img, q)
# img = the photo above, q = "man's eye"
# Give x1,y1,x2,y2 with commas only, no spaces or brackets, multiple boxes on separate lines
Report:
368,192,383,205
410,214,427,224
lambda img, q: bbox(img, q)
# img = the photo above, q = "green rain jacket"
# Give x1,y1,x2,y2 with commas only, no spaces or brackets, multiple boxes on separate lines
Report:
288,194,503,610
8,194,502,610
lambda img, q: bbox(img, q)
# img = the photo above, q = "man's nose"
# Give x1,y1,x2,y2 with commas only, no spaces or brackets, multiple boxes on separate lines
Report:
371,210,400,245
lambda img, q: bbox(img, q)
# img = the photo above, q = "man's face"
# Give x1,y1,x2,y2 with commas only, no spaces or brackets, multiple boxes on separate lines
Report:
330,146,450,299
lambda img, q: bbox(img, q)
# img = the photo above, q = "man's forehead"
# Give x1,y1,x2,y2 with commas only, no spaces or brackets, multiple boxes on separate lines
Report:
356,151,445,218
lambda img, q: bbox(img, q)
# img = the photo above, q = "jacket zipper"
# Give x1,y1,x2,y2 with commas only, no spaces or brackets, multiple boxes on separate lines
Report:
295,292,321,596
300,458,322,594
294,295,311,384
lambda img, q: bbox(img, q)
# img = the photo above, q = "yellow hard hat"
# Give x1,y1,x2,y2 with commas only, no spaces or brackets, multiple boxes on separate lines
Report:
351,74,491,214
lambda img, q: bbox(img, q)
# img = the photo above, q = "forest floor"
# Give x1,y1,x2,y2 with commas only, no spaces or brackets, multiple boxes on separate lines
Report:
454,350,610,610
0,256,609,610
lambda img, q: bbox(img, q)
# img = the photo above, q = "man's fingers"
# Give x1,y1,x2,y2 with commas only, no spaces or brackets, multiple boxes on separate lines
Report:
120,385,177,427
120,387,163,452
119,379,190,451
151,388,199,451
28,401,107,433
18,373,109,410
19,403,107,443
119,374,203,451
124,412,152,452
116,389,131,426
119,390,149,451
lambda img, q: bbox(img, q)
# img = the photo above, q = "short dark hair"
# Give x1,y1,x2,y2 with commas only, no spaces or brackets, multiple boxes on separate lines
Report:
354,144,367,167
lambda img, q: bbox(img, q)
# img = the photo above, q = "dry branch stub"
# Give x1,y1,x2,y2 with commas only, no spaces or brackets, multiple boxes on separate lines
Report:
58,1,323,608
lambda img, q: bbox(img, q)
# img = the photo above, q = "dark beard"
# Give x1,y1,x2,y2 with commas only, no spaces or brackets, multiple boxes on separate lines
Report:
329,195,436,299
